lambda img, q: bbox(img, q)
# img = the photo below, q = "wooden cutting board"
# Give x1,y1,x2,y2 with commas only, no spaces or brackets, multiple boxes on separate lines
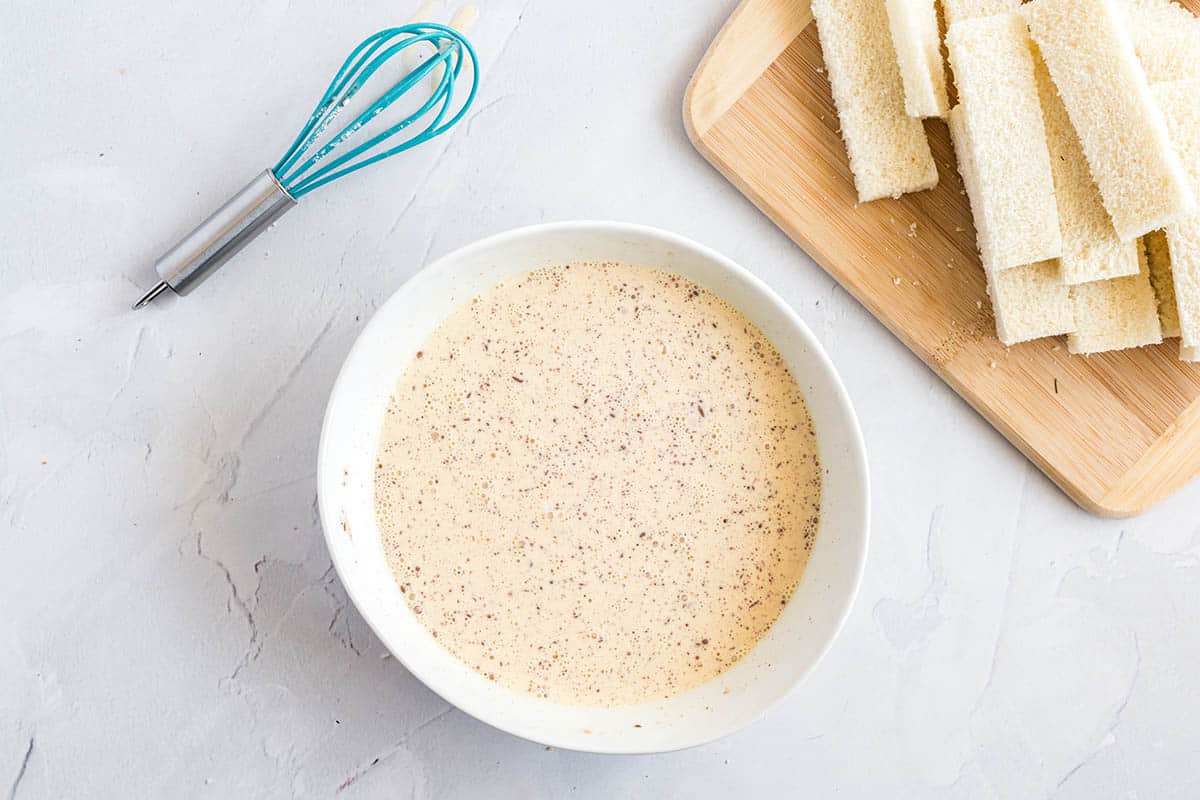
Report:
684,0,1200,517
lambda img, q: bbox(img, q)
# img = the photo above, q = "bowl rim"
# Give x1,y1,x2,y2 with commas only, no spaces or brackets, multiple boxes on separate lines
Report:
317,219,870,753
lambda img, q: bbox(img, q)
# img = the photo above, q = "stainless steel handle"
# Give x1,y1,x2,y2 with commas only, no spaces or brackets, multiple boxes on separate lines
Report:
133,170,296,308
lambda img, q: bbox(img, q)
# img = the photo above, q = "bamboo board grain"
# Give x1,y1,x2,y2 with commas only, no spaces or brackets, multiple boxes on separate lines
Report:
684,0,1200,516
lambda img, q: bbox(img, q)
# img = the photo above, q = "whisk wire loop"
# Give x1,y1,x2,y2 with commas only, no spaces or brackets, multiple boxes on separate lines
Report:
274,29,444,180
282,44,453,193
272,22,478,199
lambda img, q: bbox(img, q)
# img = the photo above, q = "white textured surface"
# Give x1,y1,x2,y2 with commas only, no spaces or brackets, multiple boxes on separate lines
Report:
2,0,1199,796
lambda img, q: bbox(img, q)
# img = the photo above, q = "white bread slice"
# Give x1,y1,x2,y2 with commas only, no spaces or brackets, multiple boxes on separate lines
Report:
1152,80,1200,347
946,14,1062,271
1142,228,1199,362
1122,0,1200,83
1165,214,1200,345
1033,54,1140,284
811,0,939,201
1023,0,1196,241
941,0,1020,28
1144,230,1182,336
1066,247,1163,354
886,0,949,118
948,106,997,272
991,262,1077,345
949,105,1074,344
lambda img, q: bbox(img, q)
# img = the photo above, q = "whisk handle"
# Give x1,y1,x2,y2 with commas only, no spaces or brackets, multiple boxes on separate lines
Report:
138,170,296,306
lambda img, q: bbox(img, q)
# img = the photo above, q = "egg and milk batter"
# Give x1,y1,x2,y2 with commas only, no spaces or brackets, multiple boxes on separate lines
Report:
374,262,822,706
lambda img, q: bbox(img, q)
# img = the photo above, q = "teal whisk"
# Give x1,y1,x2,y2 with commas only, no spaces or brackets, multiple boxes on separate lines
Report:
133,23,479,309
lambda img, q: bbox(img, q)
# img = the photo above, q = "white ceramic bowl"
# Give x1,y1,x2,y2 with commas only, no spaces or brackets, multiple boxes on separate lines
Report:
318,221,869,753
